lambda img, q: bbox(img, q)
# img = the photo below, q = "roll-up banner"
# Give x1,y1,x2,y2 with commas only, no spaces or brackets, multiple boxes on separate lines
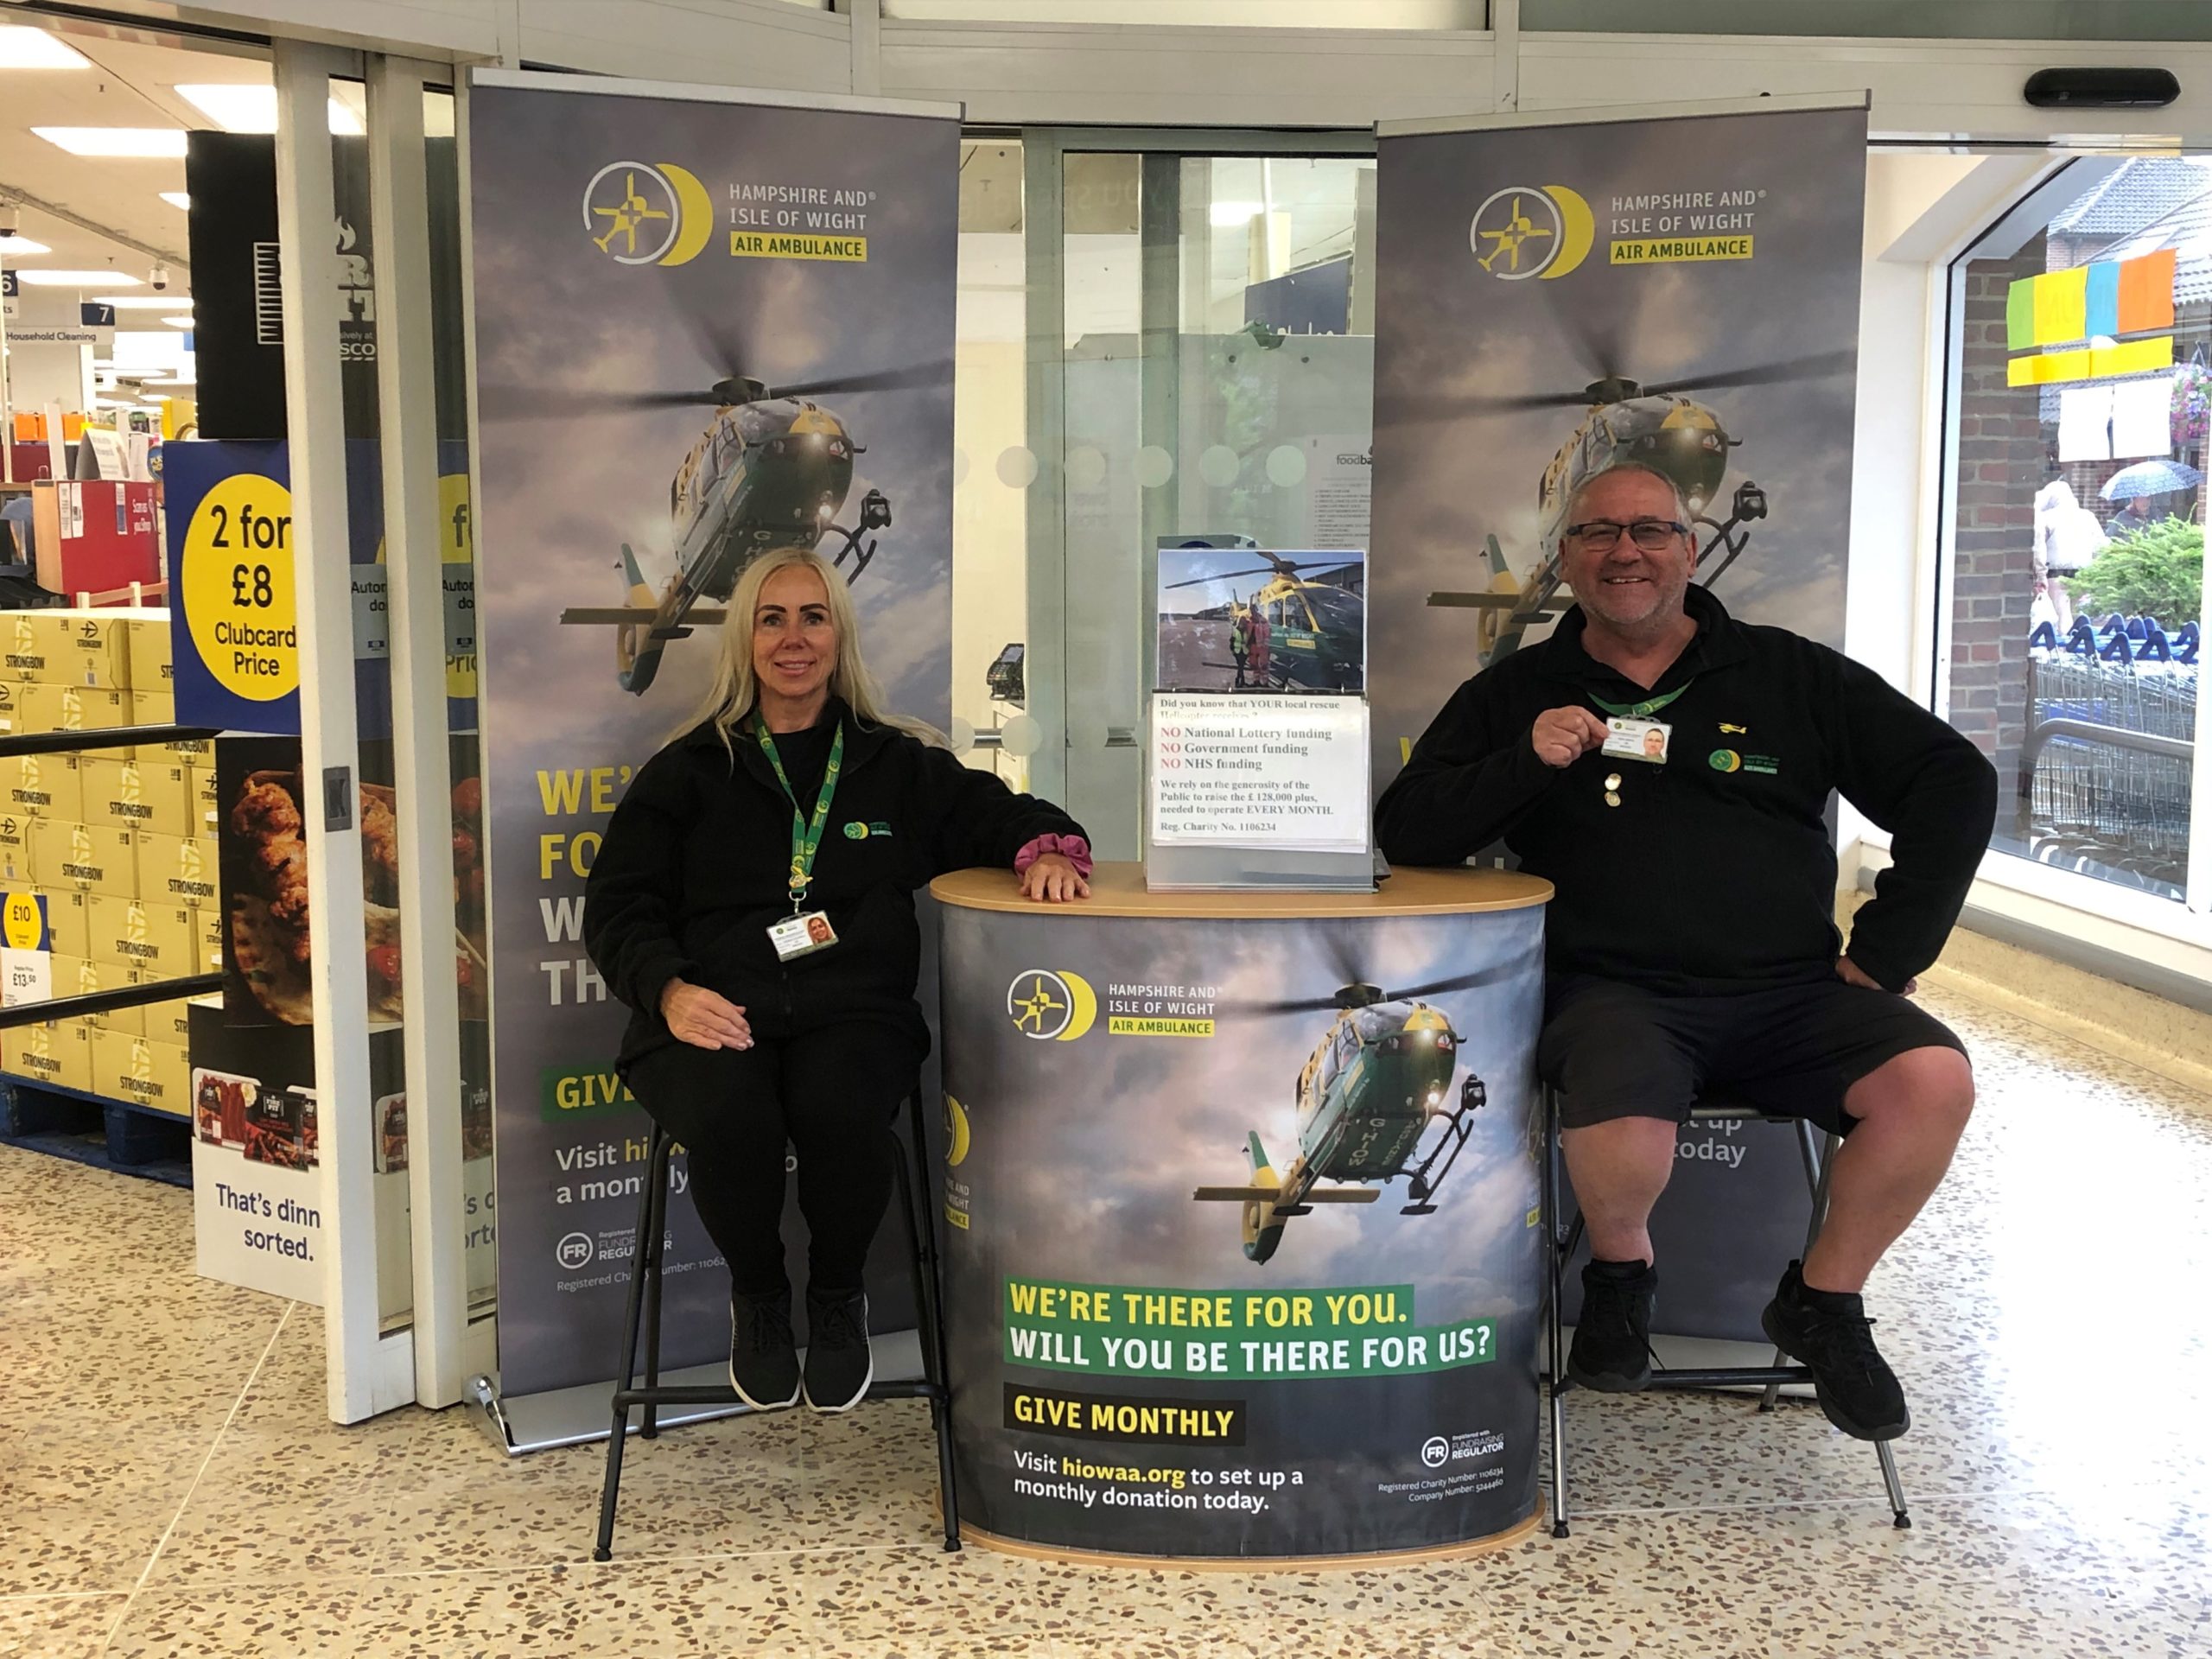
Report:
1370,98,1869,1342
466,72,959,1442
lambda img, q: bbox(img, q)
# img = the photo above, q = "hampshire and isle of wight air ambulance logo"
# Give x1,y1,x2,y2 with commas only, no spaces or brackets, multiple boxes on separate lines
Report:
581,161,714,267
1469,185,1596,281
1007,969,1097,1042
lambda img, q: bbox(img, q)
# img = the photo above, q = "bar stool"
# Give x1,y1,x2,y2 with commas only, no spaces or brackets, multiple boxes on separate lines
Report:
592,1091,961,1559
1540,1089,1910,1537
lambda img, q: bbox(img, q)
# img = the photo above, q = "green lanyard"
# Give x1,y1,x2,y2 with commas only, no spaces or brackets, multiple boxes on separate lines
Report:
753,719,844,912
1586,679,1695,720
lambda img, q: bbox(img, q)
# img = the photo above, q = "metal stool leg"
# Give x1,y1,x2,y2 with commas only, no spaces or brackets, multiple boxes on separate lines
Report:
901,1091,963,1552
1541,1087,1571,1539
593,1125,666,1562
1876,1438,1911,1529
640,1131,671,1440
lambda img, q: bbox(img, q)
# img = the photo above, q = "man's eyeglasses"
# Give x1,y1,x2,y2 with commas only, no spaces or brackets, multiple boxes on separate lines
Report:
1563,518,1688,553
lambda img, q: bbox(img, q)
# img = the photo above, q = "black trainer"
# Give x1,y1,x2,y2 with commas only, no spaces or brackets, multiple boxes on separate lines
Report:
803,1289,874,1413
1568,1257,1656,1392
1761,1260,1910,1442
728,1288,801,1412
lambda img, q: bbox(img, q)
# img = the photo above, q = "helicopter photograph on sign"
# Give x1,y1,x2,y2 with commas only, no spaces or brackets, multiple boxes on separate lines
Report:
1191,935,1538,1265
1154,544,1367,695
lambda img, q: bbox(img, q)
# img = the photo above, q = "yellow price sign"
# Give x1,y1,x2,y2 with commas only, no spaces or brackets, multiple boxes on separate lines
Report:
181,474,300,702
3,891,45,951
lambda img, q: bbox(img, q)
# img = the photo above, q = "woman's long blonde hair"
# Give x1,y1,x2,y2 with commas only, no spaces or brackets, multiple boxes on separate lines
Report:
681,545,943,753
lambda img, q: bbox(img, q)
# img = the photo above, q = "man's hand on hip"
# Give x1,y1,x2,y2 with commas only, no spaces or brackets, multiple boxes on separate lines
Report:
1837,956,1917,996
1531,707,1611,770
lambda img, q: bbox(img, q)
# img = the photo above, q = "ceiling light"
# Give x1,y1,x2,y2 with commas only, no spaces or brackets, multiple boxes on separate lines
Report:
1209,200,1264,228
160,192,190,212
16,270,142,287
161,315,194,328
97,296,187,310
0,237,53,256
0,27,92,69
33,128,188,159
172,84,363,137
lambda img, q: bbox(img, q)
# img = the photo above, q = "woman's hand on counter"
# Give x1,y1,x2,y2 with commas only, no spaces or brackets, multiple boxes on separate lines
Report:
1019,852,1090,904
659,978,753,1050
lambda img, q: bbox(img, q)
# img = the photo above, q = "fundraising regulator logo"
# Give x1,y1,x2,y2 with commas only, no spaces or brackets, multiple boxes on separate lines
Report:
581,161,714,267
1007,969,1097,1041
1469,185,1595,282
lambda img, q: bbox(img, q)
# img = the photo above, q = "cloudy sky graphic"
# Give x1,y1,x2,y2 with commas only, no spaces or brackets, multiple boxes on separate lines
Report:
1368,107,1867,766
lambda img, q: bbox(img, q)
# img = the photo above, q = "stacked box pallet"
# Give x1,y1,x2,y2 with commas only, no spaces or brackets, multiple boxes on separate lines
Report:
0,609,200,1115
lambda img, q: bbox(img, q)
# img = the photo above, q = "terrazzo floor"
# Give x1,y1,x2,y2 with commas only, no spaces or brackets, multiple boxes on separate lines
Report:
3,983,2210,1657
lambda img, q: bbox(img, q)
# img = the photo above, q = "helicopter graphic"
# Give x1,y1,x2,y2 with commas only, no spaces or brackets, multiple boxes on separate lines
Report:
1162,550,1365,693
1415,347,1853,664
1191,942,1535,1265
486,330,947,696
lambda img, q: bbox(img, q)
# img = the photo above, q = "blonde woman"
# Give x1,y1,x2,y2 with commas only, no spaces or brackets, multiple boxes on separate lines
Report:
585,548,1089,1413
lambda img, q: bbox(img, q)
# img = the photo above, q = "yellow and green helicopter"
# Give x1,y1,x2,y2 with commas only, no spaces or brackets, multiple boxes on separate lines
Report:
1192,947,1533,1265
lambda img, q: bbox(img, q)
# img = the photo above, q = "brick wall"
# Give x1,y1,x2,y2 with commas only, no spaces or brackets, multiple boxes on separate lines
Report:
1951,234,2049,812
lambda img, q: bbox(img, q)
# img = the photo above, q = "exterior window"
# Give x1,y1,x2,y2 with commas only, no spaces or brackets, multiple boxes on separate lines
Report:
1945,158,2212,903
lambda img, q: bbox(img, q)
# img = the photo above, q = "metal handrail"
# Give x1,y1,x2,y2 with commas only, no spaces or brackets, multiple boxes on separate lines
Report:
0,723,219,760
0,973,225,1031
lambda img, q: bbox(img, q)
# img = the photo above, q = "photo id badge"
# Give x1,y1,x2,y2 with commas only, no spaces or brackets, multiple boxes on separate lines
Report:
1602,716,1672,765
768,911,838,962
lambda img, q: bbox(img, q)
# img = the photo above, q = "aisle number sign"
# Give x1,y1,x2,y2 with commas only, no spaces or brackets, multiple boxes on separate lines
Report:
1,891,51,1008
166,441,301,734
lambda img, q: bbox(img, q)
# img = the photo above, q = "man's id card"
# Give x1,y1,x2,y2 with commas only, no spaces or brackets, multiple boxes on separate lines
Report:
768,911,838,961
1602,716,1672,765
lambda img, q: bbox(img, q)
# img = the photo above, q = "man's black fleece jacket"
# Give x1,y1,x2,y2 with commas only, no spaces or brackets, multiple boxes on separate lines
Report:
1374,588,1998,995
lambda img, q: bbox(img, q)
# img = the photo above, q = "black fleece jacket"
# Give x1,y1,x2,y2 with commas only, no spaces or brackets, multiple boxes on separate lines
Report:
584,698,1084,1066
1374,588,1997,995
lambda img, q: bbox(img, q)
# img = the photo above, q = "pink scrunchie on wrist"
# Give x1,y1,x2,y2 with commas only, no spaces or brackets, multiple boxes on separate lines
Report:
1014,833,1093,878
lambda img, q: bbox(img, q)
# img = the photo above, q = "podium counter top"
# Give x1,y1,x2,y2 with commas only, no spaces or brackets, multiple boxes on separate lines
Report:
929,861,1551,919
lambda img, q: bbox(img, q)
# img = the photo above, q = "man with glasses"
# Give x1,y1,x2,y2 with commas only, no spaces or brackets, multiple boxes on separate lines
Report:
1376,462,1995,1442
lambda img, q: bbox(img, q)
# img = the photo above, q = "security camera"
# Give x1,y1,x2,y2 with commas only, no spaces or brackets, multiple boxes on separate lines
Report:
149,263,170,290
0,205,20,239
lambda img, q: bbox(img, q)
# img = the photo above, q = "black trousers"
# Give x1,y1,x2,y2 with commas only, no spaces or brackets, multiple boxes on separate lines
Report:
625,1020,922,1298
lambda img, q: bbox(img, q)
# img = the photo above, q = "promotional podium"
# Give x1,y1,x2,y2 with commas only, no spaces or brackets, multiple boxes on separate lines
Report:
931,862,1551,1564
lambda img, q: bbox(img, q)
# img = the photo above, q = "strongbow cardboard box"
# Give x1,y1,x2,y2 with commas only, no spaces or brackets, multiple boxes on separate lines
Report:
29,820,137,898
0,816,32,883
92,1027,188,1117
2,1020,91,1093
48,611,134,690
19,682,130,734
137,833,216,908
80,758,190,837
1,753,83,822
86,894,194,976
35,887,91,959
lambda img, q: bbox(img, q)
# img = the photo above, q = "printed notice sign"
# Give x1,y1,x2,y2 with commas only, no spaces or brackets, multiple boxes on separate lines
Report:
1149,694,1369,852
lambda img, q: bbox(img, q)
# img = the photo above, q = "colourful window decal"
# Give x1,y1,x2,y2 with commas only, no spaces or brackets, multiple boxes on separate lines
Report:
2005,249,2176,350
2006,334,2175,388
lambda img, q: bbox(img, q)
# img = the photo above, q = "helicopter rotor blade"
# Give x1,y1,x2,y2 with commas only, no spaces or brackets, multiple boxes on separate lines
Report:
679,309,755,387
1164,568,1285,589
1638,349,1856,400
1387,385,1605,423
1387,941,1546,1002
771,360,953,400
477,384,728,422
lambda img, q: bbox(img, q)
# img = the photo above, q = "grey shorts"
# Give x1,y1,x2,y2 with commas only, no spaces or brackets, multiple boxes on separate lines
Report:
1537,974,1968,1138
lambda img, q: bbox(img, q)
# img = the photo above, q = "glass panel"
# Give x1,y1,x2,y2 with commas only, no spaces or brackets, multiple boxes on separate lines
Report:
1059,149,1376,856
1944,156,2212,902
888,1,1484,25
953,137,1035,788
1524,0,2212,40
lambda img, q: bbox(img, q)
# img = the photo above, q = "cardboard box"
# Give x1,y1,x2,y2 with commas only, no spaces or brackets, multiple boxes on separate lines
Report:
141,982,193,1046
80,757,190,838
3,1019,92,1093
137,832,216,908
0,816,33,884
0,753,83,822
29,820,137,898
124,613,174,702
36,887,91,960
50,952,140,1035
194,903,220,970
0,613,53,682
187,766,219,836
128,682,176,728
154,732,213,765
0,677,23,733
86,893,194,976
49,611,134,690
19,682,130,734
92,1027,189,1116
